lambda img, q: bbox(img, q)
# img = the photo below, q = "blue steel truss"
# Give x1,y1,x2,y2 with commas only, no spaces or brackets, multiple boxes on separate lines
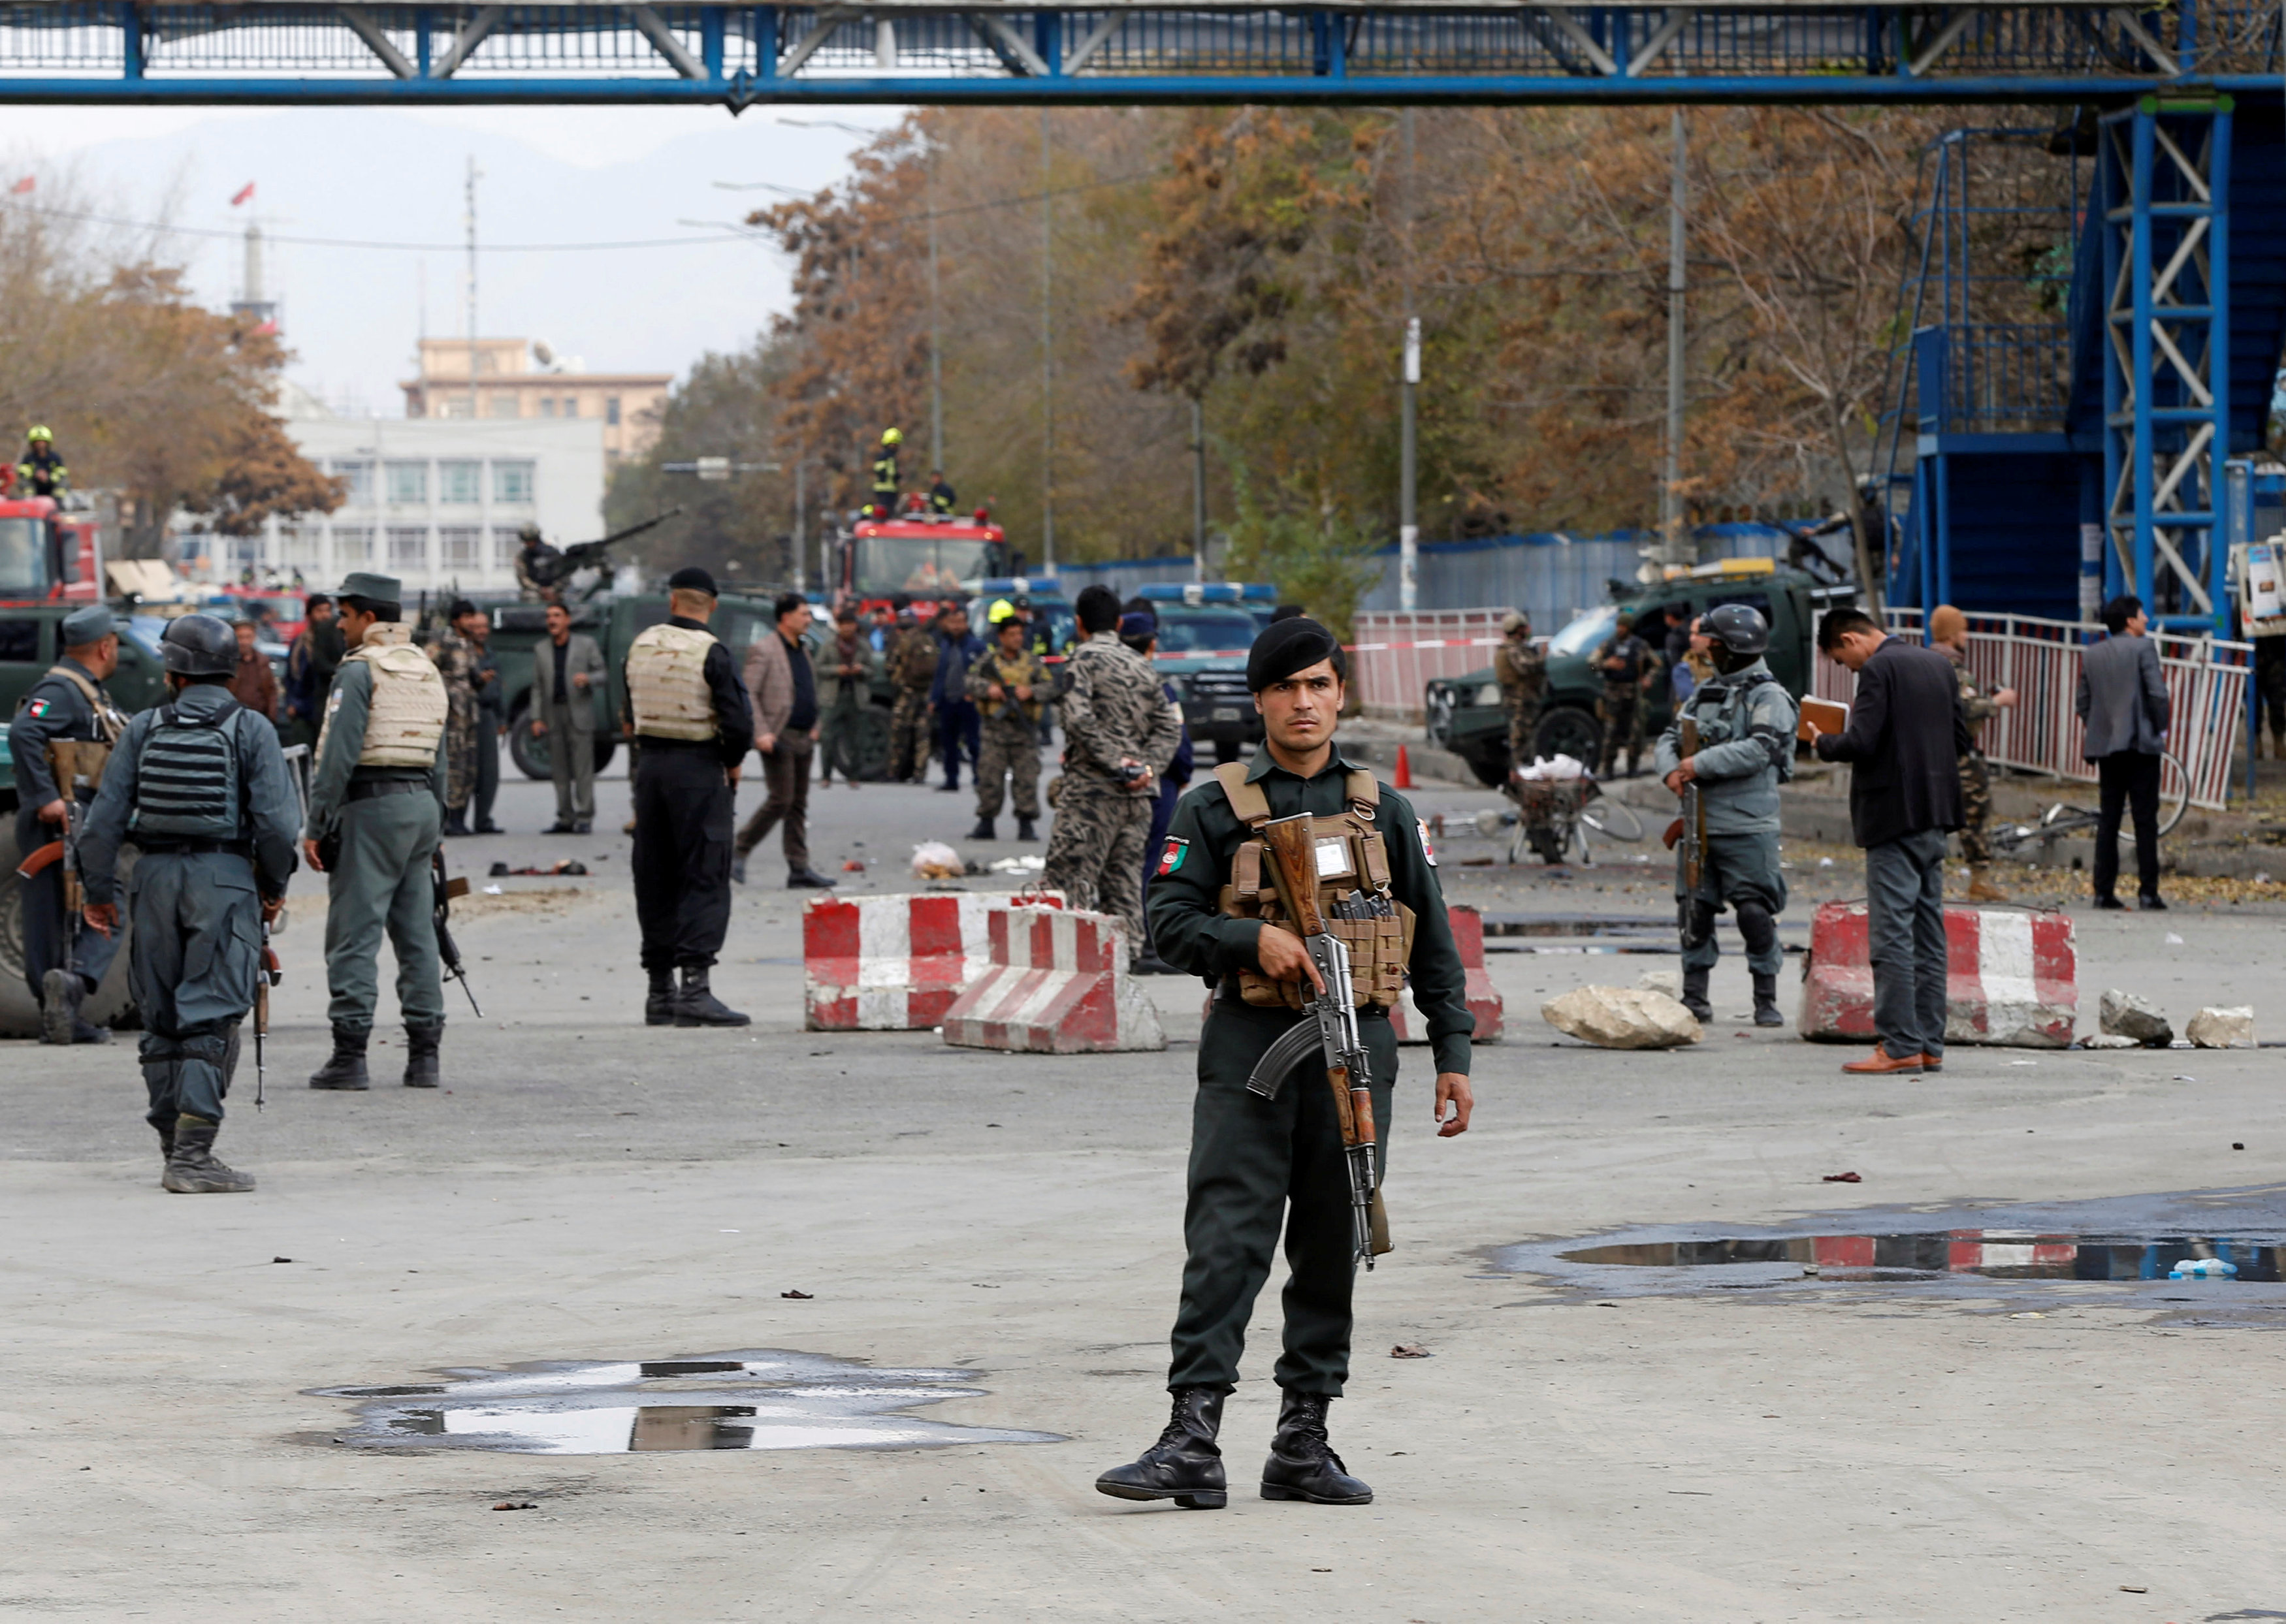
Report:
2101,97,2233,632
0,3,2276,105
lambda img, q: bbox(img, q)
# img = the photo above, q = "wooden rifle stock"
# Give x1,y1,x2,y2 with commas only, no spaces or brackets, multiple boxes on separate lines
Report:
1258,814,1325,936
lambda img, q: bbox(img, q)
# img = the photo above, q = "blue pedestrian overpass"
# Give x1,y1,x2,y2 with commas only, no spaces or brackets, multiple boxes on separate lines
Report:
0,3,2274,107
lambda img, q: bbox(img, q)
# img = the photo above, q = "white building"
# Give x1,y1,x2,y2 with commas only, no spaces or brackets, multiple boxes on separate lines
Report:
181,411,607,596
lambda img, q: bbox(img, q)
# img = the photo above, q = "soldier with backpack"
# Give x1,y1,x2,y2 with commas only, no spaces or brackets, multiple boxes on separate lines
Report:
76,614,302,1193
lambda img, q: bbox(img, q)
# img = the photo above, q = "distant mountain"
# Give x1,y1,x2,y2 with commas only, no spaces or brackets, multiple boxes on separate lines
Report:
63,105,897,414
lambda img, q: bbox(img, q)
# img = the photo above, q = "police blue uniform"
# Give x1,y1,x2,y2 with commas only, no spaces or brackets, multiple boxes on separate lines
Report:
1653,654,1797,1002
79,682,300,1143
8,618,127,1033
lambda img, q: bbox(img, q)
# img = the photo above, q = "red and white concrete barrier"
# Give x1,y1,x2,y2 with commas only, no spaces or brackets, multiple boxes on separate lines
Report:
941,906,1167,1053
1798,900,2076,1047
1391,903,1505,1045
805,891,1061,1031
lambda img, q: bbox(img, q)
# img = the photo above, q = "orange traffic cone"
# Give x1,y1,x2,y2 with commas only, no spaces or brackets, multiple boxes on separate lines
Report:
1394,744,1413,789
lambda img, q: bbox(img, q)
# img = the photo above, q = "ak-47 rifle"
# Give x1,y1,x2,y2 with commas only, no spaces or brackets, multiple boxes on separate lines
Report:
1242,812,1391,1269
527,507,686,599
14,740,105,981
255,912,282,1110
432,850,483,1016
1662,715,1709,948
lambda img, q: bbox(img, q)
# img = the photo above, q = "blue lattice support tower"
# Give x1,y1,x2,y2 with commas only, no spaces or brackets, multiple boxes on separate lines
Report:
2100,96,2234,633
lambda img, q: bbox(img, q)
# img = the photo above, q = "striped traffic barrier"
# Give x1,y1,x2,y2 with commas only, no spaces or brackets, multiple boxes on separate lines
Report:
804,890,1061,1031
941,906,1167,1054
1797,900,2077,1047
1390,902,1505,1045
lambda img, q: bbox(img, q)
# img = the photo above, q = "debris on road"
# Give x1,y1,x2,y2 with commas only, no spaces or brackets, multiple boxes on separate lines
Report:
1541,985,1702,1049
1822,1171,1861,1184
1636,968,1682,999
841,859,865,872
987,854,1046,874
910,841,963,880
2185,1006,2255,1048
491,1501,538,1512
781,1290,814,1299
1390,1343,1432,1358
2098,989,2173,1047
488,860,588,876
2078,1032,2139,1049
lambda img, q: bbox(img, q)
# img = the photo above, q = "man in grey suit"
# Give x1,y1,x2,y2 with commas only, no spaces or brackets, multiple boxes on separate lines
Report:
2076,594,2172,910
531,601,606,835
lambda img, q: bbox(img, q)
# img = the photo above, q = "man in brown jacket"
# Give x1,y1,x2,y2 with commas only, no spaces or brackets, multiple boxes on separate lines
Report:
734,592,836,890
227,618,279,722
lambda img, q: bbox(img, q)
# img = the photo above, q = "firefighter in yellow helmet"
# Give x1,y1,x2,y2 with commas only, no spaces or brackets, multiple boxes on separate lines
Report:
18,424,67,499
871,428,902,515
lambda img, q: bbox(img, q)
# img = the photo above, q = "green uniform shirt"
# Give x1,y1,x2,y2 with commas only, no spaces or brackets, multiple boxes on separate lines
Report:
1146,742,1475,1077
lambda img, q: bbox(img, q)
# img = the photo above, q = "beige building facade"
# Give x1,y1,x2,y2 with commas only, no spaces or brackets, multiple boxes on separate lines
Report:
401,338,671,464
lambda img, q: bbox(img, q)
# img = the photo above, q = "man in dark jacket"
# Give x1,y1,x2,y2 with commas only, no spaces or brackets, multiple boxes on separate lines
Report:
1807,607,1969,1076
929,602,986,794
2075,595,2172,910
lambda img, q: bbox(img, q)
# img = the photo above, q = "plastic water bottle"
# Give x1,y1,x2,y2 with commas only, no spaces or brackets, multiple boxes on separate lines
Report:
2168,1258,2238,1280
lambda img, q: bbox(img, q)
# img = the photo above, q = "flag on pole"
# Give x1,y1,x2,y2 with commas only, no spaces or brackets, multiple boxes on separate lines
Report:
230,182,255,206
10,176,33,195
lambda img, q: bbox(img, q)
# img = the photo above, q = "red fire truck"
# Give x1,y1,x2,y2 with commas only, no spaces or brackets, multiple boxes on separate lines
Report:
831,503,1009,611
0,490,100,605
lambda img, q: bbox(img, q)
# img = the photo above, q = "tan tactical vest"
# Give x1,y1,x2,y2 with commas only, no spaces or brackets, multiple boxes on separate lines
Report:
626,623,719,740
1212,761,1415,1010
39,663,127,791
984,650,1046,723
321,624,448,768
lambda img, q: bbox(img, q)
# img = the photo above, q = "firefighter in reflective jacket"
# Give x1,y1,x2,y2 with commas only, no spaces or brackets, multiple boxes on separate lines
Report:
871,427,903,513
17,424,67,497
300,571,451,1093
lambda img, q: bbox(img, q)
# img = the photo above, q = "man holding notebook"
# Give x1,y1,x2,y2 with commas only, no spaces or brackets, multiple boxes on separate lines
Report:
1802,608,1971,1075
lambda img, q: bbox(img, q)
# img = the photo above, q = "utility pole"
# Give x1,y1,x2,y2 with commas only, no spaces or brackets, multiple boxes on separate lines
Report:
1398,108,1419,613
464,155,481,421
792,458,807,595
1662,110,1688,567
1039,108,1055,573
927,140,944,477
1190,396,1207,581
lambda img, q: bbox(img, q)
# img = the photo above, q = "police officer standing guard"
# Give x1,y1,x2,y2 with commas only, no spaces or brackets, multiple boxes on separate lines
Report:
77,615,300,1193
1493,609,1545,769
1654,603,1798,1027
301,572,451,1091
430,598,482,837
625,567,756,1027
10,605,129,1043
965,605,1050,840
1097,616,1475,1512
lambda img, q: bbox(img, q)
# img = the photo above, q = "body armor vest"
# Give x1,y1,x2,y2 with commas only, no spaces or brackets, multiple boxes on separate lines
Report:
626,624,719,740
982,650,1046,724
1212,761,1415,1010
130,701,244,840
39,662,127,793
322,625,448,768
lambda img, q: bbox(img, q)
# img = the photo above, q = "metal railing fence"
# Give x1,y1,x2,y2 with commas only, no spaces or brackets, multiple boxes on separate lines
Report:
1351,609,1509,722
1809,609,2251,810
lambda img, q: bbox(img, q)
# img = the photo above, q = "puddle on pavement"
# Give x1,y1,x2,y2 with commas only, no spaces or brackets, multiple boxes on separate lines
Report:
312,1349,1065,1455
1477,914,1807,955
1491,1186,2286,1324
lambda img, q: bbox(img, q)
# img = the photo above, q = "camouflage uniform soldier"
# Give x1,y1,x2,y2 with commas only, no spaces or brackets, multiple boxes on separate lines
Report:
966,609,1050,840
1042,585,1180,964
886,612,939,782
1930,605,2016,902
430,598,481,838
1492,611,1547,771
1593,616,1654,778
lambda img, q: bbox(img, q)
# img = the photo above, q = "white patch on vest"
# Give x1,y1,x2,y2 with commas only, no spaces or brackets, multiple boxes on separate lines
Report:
1417,818,1437,866
1313,837,1354,880
325,688,343,714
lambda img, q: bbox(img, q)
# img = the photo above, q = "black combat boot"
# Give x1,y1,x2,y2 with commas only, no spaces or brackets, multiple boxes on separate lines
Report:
1751,972,1785,1028
673,964,751,1028
308,1024,371,1091
40,968,108,1045
1259,1390,1373,1505
153,1117,176,1171
1016,816,1038,842
1679,967,1713,1022
403,1021,443,1087
442,806,471,837
645,969,675,1027
969,817,996,840
161,1114,255,1194
1094,1387,1229,1509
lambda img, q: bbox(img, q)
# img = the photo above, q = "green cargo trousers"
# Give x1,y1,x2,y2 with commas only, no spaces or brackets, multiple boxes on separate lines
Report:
323,788,444,1034
1167,995,1398,1397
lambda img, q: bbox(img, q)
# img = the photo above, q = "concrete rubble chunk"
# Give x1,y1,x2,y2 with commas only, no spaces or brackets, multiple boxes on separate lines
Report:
2185,1006,2255,1049
2098,989,2173,1047
1636,968,1683,999
2078,1032,2140,1049
1542,985,1702,1049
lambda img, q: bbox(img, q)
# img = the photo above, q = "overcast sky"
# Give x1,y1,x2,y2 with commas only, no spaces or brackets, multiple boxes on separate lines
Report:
0,104,895,417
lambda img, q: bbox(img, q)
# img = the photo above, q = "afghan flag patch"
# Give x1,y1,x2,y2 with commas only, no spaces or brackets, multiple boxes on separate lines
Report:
1417,818,1438,866
24,697,50,718
1157,836,1188,876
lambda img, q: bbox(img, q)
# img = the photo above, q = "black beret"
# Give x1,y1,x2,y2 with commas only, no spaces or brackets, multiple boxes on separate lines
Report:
667,565,718,597
1246,615,1345,692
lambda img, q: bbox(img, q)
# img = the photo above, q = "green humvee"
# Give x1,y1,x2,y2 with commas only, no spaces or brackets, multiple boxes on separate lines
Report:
1424,560,1844,786
487,592,883,779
